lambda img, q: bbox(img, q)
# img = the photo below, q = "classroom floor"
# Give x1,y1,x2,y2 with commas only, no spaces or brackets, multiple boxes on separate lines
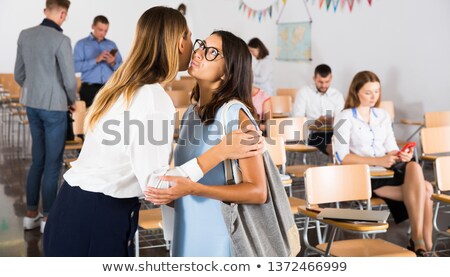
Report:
0,127,449,257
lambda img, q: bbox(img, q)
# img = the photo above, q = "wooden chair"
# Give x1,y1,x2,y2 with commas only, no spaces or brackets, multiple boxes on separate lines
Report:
330,135,390,212
134,207,169,257
379,100,425,143
424,110,450,127
265,135,325,242
166,89,191,108
379,101,395,122
431,156,450,254
270,95,292,118
420,126,450,164
64,100,87,167
170,79,196,92
276,88,298,103
265,136,293,196
299,164,416,257
76,76,81,93
379,100,409,149
173,107,187,141
266,117,318,178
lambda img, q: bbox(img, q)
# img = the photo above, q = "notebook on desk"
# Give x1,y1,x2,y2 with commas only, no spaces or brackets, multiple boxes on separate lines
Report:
317,208,390,223
369,166,388,172
426,152,450,157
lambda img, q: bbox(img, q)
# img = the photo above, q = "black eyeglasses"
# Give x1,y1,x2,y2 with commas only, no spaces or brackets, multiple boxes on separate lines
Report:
193,39,224,61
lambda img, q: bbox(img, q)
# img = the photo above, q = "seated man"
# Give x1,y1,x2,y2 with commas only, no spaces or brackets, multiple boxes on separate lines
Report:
292,64,344,155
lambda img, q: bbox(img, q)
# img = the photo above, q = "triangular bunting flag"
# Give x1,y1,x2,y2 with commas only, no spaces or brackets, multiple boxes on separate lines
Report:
368,0,372,5
319,0,325,9
347,0,354,11
326,0,332,10
332,0,339,12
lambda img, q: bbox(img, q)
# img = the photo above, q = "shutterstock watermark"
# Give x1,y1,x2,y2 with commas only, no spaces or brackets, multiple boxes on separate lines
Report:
100,110,348,147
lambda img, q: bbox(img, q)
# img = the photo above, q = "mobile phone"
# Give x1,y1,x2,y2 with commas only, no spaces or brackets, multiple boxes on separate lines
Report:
109,48,118,56
398,142,416,156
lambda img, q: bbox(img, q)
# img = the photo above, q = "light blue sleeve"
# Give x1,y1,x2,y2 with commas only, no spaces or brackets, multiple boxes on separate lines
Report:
223,102,257,135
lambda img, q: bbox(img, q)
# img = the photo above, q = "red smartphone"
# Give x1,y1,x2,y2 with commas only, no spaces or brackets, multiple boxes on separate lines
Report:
398,142,416,156
109,48,118,56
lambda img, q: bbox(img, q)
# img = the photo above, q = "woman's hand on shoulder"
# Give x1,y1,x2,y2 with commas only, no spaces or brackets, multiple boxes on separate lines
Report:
219,125,264,160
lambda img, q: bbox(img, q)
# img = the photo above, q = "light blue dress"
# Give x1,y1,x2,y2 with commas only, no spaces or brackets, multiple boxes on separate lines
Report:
172,103,244,257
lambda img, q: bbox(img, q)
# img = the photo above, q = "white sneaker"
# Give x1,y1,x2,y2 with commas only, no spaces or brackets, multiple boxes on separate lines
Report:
40,220,46,234
23,214,42,230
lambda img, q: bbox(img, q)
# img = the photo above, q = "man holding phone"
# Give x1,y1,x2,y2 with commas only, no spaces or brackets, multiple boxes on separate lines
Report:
74,15,122,107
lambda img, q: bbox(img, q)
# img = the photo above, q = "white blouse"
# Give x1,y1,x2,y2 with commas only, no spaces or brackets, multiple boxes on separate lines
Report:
252,56,274,96
333,108,399,164
64,84,203,198
292,84,344,120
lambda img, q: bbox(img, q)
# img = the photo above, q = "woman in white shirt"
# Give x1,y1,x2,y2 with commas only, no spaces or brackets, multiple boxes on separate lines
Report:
43,7,262,257
333,71,433,256
248,38,274,96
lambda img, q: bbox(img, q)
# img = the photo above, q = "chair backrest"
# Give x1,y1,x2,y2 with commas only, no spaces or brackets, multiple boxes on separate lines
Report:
72,100,87,135
270,95,292,115
76,76,81,93
170,79,197,91
276,88,298,103
266,117,308,142
304,164,371,206
379,101,395,122
265,136,286,166
435,156,450,192
0,73,21,98
424,111,450,127
174,106,187,134
420,126,450,154
166,89,191,108
170,142,177,169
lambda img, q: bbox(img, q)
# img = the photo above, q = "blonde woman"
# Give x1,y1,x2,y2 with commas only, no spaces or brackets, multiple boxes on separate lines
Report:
43,7,262,257
333,71,433,256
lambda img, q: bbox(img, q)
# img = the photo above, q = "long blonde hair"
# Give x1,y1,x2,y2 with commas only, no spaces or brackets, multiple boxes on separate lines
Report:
86,6,187,129
344,70,381,109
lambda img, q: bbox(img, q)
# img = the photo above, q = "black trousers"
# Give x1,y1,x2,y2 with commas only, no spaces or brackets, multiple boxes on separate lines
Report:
79,83,104,107
308,131,333,155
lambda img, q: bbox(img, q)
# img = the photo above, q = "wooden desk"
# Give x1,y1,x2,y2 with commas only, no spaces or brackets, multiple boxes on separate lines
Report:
370,167,394,179
272,112,290,118
285,144,318,153
421,152,450,162
308,125,333,132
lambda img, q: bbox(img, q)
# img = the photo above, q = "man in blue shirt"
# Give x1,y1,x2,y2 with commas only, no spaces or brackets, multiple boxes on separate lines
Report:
74,15,122,107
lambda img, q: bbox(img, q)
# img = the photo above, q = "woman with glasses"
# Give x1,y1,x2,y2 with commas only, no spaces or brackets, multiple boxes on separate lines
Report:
43,7,262,257
146,31,267,257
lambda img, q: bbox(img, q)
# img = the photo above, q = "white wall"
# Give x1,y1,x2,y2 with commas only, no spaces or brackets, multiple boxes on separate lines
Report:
1,0,449,139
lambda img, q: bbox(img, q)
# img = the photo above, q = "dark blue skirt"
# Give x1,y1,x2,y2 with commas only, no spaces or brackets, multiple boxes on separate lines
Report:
44,181,140,257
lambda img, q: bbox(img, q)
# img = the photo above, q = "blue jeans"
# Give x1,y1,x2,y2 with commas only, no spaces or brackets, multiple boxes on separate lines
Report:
26,107,67,216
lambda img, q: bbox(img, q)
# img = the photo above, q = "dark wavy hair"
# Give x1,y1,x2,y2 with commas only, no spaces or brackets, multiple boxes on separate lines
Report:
191,30,256,124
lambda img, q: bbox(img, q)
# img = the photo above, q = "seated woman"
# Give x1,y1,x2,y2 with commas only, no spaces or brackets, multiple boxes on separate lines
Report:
333,71,433,256
251,86,271,133
146,31,267,256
